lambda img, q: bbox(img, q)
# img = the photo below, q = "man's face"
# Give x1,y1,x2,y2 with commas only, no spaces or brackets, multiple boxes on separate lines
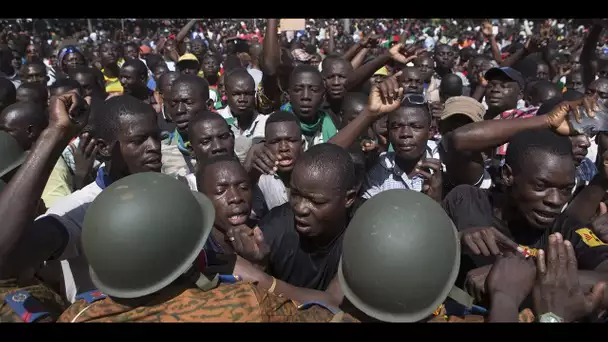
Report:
178,61,200,76
398,69,424,95
21,65,47,85
484,75,521,112
100,43,118,66
508,151,575,230
388,107,430,161
154,64,169,83
586,79,608,108
434,45,456,70
0,115,32,150
191,39,206,57
414,56,434,82
289,162,348,239
64,52,85,70
119,65,145,94
566,73,584,93
113,113,162,175
124,45,138,61
265,121,303,173
134,26,142,38
202,56,220,78
11,50,21,71
25,44,41,62
322,60,351,101
190,118,235,161
225,76,256,118
536,63,550,81
340,99,366,128
467,58,491,85
72,72,97,98
570,134,591,167
170,82,206,135
200,161,252,231
288,71,325,122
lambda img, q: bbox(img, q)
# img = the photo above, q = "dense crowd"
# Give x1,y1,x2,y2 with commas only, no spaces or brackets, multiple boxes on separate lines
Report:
2,18,608,323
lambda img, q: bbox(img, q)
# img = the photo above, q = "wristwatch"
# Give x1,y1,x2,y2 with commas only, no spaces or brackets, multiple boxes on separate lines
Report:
538,312,564,323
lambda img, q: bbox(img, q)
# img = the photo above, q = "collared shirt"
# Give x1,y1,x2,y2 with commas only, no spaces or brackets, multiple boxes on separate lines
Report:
219,106,268,163
362,141,440,199
494,106,539,157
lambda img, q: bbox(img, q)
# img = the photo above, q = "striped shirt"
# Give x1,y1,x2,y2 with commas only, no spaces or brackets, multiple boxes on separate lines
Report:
362,141,440,199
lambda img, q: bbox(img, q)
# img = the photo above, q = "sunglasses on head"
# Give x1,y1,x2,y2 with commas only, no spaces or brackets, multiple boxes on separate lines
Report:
401,93,427,105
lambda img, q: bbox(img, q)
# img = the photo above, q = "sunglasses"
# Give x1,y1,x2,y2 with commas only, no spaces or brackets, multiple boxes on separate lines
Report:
401,93,427,105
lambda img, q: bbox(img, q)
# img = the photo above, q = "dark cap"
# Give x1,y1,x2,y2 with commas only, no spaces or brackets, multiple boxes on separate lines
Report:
484,67,525,91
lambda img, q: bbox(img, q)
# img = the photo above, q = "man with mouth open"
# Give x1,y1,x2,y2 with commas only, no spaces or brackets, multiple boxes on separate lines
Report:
3,95,166,304
249,111,304,220
161,75,209,179
443,128,608,308
231,143,357,291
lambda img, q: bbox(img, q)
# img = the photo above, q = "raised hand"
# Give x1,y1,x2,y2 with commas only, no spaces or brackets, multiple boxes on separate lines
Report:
545,96,599,136
533,233,606,322
368,71,404,114
48,92,91,138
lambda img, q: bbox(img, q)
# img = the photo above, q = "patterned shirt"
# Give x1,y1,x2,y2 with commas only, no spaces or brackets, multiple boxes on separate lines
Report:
362,141,440,199
494,106,539,157
58,283,356,323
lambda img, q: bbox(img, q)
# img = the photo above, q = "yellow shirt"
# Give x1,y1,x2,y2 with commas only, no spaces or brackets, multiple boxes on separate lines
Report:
102,68,124,96
41,158,73,208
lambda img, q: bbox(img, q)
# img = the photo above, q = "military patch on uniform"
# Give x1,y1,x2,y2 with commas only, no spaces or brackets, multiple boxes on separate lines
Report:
575,228,606,247
3,290,50,323
518,245,538,258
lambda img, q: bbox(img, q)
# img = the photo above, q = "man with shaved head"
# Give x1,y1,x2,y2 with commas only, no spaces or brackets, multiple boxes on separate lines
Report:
0,102,73,207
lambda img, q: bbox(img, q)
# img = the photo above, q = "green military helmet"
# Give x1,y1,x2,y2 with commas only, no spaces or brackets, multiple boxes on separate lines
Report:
338,189,462,322
0,131,26,178
82,172,215,299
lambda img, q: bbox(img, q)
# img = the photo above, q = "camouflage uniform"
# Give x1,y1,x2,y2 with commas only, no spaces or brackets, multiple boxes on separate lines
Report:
0,279,68,323
161,134,196,179
58,282,357,323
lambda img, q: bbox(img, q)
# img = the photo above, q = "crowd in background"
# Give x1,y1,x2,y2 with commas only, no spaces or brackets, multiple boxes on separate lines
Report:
1,18,608,323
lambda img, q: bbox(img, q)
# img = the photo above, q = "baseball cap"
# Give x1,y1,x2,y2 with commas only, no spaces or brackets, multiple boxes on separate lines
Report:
139,45,151,55
177,53,200,69
441,96,485,122
484,67,525,90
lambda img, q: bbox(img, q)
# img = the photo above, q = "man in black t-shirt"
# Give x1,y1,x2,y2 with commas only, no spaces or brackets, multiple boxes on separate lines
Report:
232,143,357,291
442,129,608,303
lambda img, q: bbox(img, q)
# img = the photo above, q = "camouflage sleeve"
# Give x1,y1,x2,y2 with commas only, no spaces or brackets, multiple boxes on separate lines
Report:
253,287,358,322
1,282,68,323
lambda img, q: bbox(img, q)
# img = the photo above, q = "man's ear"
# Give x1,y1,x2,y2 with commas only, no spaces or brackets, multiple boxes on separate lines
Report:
344,188,357,209
501,163,514,187
96,138,112,159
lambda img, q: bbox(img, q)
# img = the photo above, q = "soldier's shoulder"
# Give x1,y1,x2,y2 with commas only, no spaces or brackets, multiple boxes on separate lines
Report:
0,281,68,323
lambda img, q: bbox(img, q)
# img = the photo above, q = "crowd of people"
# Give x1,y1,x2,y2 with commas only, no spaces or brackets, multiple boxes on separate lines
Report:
2,17,608,323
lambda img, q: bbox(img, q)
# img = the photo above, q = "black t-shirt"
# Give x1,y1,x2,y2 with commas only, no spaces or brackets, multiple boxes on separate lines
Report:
442,185,608,287
259,203,343,291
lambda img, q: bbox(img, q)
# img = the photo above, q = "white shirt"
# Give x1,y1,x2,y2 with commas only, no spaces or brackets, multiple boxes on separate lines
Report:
36,176,196,303
247,68,263,90
218,106,268,163
362,141,440,200
256,174,289,210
